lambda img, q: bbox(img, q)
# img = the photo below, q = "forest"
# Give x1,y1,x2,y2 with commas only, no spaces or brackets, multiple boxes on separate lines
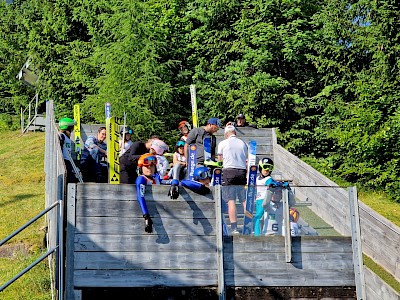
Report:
0,0,399,202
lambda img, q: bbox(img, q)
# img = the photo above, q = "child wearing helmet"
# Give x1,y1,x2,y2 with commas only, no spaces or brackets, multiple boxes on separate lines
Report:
254,157,275,236
119,126,133,157
168,140,187,180
59,117,77,183
149,139,170,177
178,121,191,142
135,153,161,233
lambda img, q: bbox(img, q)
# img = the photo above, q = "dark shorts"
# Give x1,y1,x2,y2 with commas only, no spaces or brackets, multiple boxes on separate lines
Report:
222,168,246,203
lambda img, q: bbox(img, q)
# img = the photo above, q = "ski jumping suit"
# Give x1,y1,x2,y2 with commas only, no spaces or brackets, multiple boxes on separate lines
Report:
135,174,161,216
254,175,273,236
262,186,297,236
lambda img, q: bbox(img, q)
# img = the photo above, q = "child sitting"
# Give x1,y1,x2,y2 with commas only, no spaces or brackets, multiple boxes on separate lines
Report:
168,140,187,180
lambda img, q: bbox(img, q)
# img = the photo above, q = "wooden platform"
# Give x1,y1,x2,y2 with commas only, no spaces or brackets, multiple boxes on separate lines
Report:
66,184,355,299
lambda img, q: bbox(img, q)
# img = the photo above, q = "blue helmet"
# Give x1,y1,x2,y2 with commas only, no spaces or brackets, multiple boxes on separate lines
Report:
193,166,211,181
176,140,185,147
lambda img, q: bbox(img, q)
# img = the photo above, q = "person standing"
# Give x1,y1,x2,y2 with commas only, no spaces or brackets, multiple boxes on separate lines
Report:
58,117,77,183
184,117,220,166
254,157,275,236
80,126,107,182
217,124,248,235
236,114,257,128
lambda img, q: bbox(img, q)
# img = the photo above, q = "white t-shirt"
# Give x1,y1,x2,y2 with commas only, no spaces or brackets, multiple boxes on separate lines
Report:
217,135,248,169
174,152,186,163
60,133,72,161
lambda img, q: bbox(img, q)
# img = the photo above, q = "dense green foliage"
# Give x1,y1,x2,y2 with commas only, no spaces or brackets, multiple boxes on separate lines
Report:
1,0,400,202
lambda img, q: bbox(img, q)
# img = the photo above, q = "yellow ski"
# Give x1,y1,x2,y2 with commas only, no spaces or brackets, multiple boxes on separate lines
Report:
106,116,120,184
73,104,82,161
190,84,198,128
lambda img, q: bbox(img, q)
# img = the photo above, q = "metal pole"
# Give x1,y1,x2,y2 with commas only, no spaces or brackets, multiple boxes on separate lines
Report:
0,247,58,291
58,199,64,300
0,201,59,246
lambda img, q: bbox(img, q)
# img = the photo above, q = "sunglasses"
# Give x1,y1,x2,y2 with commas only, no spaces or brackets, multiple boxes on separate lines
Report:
197,170,211,180
260,164,273,171
142,156,157,167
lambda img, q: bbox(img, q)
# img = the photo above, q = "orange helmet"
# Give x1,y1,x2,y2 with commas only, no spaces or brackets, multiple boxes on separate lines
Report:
138,153,157,167
178,121,191,131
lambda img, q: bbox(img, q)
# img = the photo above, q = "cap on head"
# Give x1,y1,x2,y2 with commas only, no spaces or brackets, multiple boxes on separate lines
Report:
237,114,245,119
207,117,221,127
150,140,169,155
224,124,236,134
59,118,76,130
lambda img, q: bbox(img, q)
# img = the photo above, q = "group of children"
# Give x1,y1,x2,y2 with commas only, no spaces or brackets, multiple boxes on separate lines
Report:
59,117,299,236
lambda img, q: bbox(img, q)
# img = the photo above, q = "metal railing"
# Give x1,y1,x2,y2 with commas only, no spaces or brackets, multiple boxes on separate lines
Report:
0,200,64,300
21,94,45,133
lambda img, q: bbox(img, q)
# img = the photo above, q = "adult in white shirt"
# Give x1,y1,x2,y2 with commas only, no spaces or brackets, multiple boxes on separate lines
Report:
217,124,248,235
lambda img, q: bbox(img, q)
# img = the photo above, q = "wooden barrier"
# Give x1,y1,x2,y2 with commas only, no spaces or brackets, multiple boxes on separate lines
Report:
273,142,400,299
66,184,355,299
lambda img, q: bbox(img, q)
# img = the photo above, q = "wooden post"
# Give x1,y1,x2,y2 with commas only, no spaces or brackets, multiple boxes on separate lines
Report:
283,188,292,263
214,185,225,300
348,186,366,300
66,184,81,300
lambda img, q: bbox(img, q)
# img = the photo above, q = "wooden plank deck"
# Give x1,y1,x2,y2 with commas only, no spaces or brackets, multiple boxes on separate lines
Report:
66,184,356,299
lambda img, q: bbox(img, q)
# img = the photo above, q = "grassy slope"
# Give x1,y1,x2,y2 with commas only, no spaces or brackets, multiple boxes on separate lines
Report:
0,130,51,300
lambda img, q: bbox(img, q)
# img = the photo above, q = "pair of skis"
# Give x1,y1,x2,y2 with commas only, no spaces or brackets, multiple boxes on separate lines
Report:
242,140,257,235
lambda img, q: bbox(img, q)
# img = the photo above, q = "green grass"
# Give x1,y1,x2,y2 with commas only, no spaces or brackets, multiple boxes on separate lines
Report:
358,190,400,227
364,255,400,293
296,206,340,236
0,130,51,300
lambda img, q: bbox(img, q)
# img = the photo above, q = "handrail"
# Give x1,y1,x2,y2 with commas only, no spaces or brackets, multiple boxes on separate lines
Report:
0,246,58,292
0,201,59,246
0,200,63,300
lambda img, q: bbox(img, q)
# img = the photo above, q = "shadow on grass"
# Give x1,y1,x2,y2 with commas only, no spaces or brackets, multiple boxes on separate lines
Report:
0,194,38,209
